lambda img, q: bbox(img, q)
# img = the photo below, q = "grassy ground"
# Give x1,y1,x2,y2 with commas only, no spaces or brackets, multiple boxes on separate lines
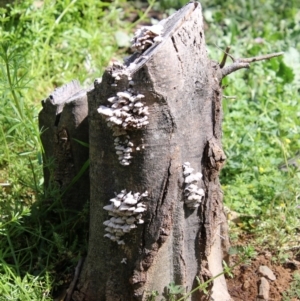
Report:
202,0,300,254
0,0,299,299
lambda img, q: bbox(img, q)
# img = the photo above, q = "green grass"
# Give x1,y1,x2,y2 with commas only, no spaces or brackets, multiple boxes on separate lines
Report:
201,0,300,249
282,272,300,301
0,0,299,298
0,0,149,298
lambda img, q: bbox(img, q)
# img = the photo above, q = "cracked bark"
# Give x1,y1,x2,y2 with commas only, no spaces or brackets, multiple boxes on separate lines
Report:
73,2,231,301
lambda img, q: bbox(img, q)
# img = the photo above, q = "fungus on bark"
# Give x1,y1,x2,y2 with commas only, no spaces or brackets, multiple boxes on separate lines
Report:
38,2,283,301
103,190,148,244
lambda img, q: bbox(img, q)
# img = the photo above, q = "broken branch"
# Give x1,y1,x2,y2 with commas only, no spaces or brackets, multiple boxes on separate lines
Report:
222,51,284,78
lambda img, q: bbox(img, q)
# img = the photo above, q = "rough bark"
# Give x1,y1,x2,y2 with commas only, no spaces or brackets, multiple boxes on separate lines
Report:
73,2,231,301
39,80,90,211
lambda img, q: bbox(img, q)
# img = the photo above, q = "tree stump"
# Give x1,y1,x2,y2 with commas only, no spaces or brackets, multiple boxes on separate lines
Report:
73,2,231,300
39,80,90,211
34,2,283,301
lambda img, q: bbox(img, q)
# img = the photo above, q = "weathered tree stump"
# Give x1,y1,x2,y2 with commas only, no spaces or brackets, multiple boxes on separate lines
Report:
39,80,90,211
73,3,231,301
38,2,282,301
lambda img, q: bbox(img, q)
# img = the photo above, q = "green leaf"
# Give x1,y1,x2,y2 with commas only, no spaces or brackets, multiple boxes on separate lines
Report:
276,60,295,84
72,138,89,148
167,282,185,295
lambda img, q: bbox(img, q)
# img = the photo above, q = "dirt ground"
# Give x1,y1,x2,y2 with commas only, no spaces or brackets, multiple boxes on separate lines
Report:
226,247,300,301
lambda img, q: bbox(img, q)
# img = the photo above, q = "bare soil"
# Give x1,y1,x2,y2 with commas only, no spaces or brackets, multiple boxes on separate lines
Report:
226,245,300,301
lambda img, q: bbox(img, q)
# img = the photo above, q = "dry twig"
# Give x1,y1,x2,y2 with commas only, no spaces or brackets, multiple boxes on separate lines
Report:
220,50,284,78
65,257,84,301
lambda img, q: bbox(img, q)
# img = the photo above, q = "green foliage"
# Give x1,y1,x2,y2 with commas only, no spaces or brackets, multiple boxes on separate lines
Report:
0,0,142,297
0,0,299,298
0,0,133,97
282,273,300,301
202,0,300,248
255,185,300,255
146,290,160,301
0,265,52,301
165,282,185,300
229,245,257,264
155,0,189,10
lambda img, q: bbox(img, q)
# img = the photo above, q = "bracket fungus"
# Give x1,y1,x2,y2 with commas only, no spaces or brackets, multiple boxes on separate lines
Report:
97,90,149,166
96,24,163,167
131,24,163,53
182,162,205,209
98,91,149,130
110,61,133,84
113,135,134,166
103,190,148,244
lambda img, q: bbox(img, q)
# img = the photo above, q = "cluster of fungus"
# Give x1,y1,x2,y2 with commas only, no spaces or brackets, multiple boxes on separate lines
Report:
182,162,205,209
103,190,148,244
97,22,163,167
97,91,149,165
113,135,134,166
97,91,149,130
110,61,132,85
131,24,164,53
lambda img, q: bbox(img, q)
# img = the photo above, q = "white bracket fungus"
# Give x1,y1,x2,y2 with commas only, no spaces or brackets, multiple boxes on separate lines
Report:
110,61,132,84
109,61,141,88
113,135,134,166
131,24,164,53
103,190,148,244
97,90,149,166
182,162,205,209
113,135,144,166
98,91,149,130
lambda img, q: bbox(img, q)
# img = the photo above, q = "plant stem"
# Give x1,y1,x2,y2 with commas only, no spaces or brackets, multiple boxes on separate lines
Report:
177,257,247,301
38,0,78,74
0,125,10,167
6,230,20,276
129,0,156,30
5,53,24,120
